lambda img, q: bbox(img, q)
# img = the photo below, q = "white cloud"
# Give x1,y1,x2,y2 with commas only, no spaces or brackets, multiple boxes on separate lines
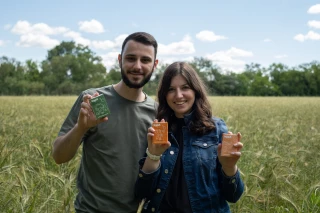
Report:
0,40,4,46
308,20,320,29
78,19,104,33
92,40,115,50
11,20,68,35
64,31,81,38
205,47,253,73
224,47,253,57
308,4,320,14
294,34,305,42
16,34,60,49
196,30,227,42
263,38,272,42
91,34,127,50
114,34,128,48
9,21,69,49
157,56,194,66
64,31,91,46
274,54,288,59
74,37,91,47
158,35,195,55
100,52,119,70
294,31,320,42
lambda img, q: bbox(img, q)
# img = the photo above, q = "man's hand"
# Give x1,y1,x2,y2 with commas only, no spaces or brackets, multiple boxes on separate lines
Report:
78,92,109,132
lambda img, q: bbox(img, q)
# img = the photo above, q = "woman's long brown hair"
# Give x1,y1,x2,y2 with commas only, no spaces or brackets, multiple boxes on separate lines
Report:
156,62,215,135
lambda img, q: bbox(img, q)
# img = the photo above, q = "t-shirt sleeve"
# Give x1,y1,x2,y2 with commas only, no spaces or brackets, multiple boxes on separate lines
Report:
58,93,84,137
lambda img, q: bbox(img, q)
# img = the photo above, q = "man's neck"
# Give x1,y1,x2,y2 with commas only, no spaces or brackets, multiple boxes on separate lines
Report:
113,81,146,102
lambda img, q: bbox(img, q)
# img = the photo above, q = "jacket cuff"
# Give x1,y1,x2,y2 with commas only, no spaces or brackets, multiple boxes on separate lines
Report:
138,157,161,179
221,167,240,183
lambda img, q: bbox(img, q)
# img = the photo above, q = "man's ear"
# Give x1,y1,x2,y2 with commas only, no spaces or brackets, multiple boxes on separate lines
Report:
154,59,159,68
118,54,122,68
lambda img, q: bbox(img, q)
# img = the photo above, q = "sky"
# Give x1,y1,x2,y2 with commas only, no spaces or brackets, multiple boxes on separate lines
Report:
0,0,320,73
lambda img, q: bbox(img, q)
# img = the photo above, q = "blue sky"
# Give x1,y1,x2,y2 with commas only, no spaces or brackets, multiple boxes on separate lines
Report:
0,0,319,73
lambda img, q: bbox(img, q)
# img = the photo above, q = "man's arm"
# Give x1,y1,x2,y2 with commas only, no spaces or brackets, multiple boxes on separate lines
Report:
52,123,86,164
52,92,108,164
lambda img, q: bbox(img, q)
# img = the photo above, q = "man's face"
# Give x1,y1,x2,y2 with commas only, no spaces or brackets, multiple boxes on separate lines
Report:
119,40,158,89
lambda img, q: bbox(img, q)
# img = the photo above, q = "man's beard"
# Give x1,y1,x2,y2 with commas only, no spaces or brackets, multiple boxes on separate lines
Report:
121,67,154,89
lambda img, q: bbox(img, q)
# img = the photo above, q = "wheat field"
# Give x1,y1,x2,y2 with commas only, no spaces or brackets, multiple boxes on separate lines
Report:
0,96,319,213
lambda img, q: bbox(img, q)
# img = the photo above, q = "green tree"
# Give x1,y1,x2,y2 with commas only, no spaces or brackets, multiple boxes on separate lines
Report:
244,63,280,96
0,56,25,95
298,61,320,95
144,63,168,96
41,41,107,95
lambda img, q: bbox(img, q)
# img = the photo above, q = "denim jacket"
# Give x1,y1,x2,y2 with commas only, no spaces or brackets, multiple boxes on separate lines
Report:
135,113,244,213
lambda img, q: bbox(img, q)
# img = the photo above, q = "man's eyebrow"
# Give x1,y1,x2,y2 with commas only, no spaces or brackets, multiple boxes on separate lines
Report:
141,56,152,60
124,54,136,57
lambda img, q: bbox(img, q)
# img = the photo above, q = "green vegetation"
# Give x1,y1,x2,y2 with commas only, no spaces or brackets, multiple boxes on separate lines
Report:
1,41,320,96
0,96,319,212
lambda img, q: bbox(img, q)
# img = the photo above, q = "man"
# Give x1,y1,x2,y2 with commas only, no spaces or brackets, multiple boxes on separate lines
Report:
52,32,158,212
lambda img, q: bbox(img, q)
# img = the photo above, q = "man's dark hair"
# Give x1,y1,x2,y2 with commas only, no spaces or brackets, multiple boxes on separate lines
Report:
121,32,158,58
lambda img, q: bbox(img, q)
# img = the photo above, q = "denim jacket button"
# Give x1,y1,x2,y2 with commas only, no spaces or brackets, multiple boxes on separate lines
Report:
232,179,236,183
152,207,156,212
156,188,161,193
139,173,143,178
164,169,169,174
203,143,208,146
170,151,174,155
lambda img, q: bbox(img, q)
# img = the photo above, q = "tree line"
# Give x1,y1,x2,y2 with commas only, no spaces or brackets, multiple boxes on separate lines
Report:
1,41,319,96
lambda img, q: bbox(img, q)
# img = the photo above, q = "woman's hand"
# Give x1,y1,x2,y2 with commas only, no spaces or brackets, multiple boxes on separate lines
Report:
142,119,171,173
217,132,243,176
147,119,171,156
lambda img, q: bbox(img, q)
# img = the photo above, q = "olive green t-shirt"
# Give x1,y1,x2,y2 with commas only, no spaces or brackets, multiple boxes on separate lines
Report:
58,85,157,213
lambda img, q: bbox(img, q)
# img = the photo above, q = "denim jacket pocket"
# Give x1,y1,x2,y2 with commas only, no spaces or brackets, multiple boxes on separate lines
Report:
191,136,219,161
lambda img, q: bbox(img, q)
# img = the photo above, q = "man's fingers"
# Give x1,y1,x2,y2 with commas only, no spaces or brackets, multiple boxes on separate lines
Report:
80,108,88,115
82,94,92,103
97,117,108,124
93,92,99,97
81,102,92,111
79,108,89,122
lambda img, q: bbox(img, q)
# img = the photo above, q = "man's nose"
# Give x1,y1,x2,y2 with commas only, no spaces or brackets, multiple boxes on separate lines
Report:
133,60,142,70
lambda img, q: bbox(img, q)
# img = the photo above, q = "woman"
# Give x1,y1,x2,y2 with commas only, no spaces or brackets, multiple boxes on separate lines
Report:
135,62,244,213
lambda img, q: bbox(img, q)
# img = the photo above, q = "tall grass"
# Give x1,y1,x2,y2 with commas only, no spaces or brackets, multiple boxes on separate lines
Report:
0,96,319,212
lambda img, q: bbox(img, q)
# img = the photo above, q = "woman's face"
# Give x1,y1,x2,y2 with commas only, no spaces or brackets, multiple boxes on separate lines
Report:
166,74,195,118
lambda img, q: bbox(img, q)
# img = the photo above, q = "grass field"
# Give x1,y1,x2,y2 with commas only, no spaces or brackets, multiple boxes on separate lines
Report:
0,96,320,213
